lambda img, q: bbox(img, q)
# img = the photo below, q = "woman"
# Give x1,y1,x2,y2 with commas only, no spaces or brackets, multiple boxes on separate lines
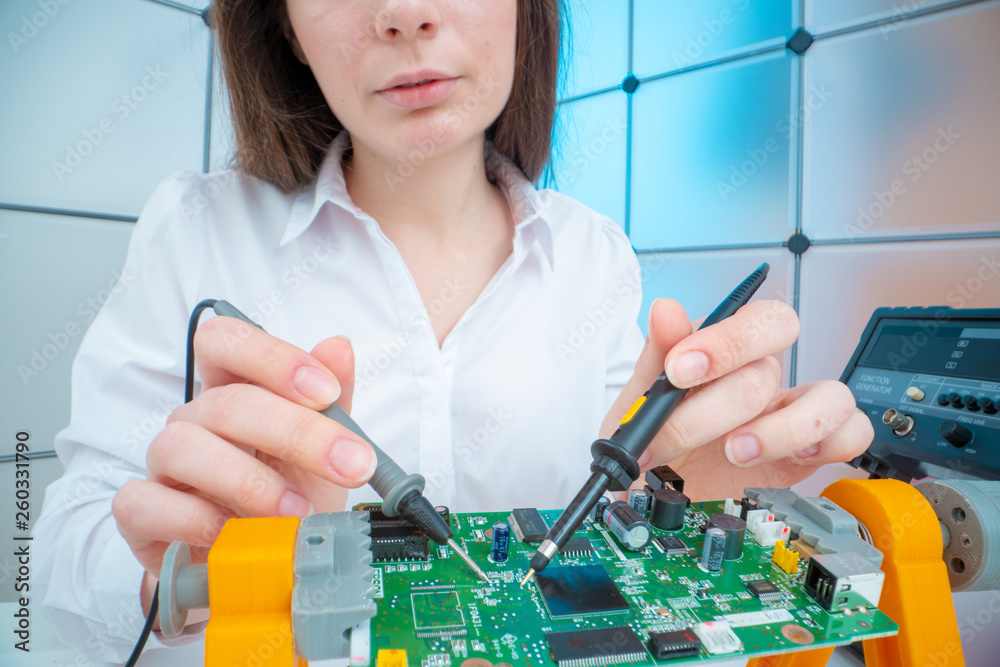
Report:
33,0,871,659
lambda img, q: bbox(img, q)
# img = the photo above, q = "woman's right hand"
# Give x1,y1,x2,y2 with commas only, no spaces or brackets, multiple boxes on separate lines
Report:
111,315,377,581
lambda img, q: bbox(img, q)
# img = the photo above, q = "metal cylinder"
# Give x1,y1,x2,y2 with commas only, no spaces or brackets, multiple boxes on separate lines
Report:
591,496,610,523
708,513,747,560
604,501,652,551
702,527,726,572
491,521,510,562
629,488,653,516
650,489,687,531
914,479,1000,591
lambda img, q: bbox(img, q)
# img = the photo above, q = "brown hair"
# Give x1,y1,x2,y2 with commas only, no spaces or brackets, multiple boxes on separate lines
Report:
211,0,562,193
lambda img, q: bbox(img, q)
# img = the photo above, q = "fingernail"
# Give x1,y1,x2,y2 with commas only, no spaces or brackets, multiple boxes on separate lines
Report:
637,450,652,468
330,439,377,482
726,434,760,465
647,298,662,329
278,489,310,517
796,443,821,458
294,366,339,403
666,351,709,387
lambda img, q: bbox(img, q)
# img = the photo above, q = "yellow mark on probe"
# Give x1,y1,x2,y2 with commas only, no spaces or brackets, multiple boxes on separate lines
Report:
620,395,647,425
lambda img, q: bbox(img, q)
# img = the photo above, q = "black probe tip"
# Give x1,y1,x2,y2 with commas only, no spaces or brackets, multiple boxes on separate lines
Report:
529,552,550,574
397,493,452,545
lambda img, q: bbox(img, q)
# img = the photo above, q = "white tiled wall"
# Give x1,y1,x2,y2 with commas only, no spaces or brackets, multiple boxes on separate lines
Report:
1,0,998,660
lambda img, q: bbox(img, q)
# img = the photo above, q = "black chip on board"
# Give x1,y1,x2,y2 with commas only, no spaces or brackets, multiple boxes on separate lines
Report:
648,629,702,660
655,535,690,555
371,535,429,562
510,507,549,543
560,535,594,556
747,578,782,600
546,626,646,667
536,565,630,617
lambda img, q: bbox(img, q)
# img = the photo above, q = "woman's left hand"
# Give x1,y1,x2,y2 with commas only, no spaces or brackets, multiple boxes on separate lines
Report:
602,298,874,500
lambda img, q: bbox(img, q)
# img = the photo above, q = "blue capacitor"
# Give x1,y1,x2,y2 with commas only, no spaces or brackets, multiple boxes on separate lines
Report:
491,521,510,562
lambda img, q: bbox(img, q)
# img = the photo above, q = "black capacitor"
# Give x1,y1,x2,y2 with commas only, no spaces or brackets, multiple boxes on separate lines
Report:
591,496,611,523
708,513,746,560
491,521,510,562
701,527,726,572
650,489,688,531
629,488,653,516
604,501,652,551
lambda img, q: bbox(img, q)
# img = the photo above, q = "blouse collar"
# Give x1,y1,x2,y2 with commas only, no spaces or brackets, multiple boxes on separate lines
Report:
281,132,554,269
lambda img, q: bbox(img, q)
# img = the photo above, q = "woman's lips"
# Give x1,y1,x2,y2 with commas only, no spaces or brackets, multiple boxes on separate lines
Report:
377,77,460,109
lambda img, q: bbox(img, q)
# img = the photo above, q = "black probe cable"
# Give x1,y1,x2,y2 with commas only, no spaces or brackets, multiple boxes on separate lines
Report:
124,298,218,666
521,263,771,586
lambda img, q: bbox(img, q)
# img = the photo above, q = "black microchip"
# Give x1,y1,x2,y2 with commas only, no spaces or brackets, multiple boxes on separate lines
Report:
561,536,594,556
369,518,420,538
648,629,702,660
536,565,630,617
747,579,782,600
510,507,549,543
655,535,689,555
371,535,429,562
546,626,646,667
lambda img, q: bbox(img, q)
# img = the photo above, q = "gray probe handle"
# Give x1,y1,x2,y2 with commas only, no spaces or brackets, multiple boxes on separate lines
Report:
212,301,426,517
320,402,425,518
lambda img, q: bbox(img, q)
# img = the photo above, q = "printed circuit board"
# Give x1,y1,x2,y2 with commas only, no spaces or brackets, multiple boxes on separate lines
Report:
357,500,898,667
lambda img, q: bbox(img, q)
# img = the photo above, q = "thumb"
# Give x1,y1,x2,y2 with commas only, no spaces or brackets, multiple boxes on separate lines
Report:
601,299,692,438
309,336,355,414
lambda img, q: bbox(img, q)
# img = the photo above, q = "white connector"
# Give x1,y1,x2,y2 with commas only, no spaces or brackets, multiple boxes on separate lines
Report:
753,520,790,548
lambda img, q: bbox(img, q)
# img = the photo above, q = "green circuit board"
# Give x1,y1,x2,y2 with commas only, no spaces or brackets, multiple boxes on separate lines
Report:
361,502,898,667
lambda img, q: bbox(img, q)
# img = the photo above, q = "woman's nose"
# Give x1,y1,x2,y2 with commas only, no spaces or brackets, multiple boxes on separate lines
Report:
374,0,441,42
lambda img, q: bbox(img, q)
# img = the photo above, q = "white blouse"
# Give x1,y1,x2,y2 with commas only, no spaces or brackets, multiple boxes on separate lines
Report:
32,132,645,660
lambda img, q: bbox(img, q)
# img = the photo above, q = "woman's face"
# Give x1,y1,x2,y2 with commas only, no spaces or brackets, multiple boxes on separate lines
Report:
283,0,517,163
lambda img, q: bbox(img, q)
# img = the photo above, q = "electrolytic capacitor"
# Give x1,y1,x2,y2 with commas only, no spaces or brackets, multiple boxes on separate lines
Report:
629,488,653,516
591,496,611,523
702,527,726,572
491,521,510,562
708,513,747,560
650,489,688,531
603,501,652,551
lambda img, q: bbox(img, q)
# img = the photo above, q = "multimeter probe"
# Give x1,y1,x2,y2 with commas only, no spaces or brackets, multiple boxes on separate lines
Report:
522,262,770,585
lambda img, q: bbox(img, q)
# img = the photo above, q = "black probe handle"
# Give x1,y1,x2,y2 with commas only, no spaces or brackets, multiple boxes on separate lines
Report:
531,263,770,572
608,262,771,469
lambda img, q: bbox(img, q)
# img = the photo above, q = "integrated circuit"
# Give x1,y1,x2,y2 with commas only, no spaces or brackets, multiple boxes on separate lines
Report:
648,629,702,660
535,565,630,618
746,578,783,602
560,535,594,556
654,535,691,555
545,626,646,667
509,507,549,543
371,535,429,562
